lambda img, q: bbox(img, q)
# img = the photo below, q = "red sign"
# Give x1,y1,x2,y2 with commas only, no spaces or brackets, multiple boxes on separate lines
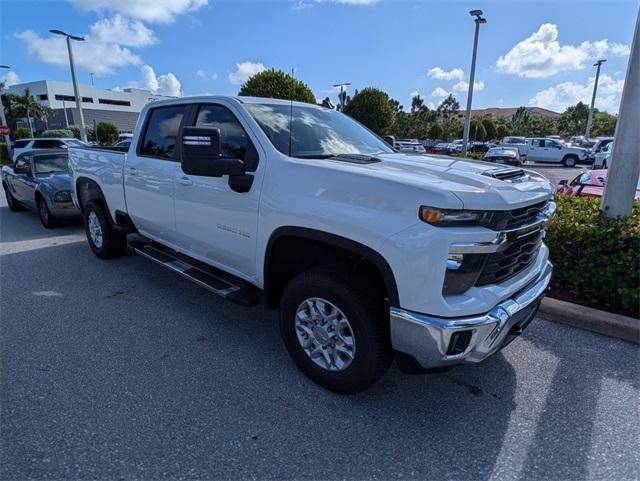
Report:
0,126,10,136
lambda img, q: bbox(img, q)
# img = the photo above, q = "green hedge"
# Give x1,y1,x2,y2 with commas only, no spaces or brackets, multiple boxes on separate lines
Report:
546,195,639,315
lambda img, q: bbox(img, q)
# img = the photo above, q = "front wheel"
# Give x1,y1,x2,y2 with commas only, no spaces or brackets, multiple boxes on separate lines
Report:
37,196,61,229
563,155,578,168
279,265,392,394
84,201,127,259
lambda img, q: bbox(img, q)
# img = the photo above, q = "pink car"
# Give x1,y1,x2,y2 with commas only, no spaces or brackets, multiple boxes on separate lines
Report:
556,169,640,199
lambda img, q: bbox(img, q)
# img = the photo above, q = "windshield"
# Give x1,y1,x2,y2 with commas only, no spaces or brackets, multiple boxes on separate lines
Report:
245,103,393,158
34,153,68,174
503,137,525,144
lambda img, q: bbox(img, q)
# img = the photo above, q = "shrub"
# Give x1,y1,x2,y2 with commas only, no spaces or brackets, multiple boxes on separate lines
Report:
42,129,74,138
546,195,639,315
343,88,394,136
14,127,32,139
96,122,119,145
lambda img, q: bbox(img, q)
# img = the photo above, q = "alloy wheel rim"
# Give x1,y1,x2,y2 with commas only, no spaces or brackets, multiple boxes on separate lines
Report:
88,211,103,248
39,200,48,222
294,297,356,372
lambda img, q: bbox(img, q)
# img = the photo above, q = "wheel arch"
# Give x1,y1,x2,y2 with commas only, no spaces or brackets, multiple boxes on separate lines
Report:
264,226,399,310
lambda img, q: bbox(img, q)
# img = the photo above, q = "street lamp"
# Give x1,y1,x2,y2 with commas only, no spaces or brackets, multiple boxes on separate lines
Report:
333,82,351,109
585,59,606,139
461,9,487,157
49,29,87,142
0,65,13,158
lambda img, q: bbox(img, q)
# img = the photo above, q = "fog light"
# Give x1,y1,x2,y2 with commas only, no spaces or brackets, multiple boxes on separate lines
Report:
446,330,473,356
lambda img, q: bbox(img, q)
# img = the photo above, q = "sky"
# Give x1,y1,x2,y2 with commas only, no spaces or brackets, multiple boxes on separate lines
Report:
0,0,637,114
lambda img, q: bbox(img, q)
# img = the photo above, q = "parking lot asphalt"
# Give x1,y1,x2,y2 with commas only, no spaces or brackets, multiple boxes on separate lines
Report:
525,163,588,187
1,194,639,481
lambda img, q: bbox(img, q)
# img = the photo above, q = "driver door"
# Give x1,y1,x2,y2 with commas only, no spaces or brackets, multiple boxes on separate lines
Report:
11,154,37,208
173,101,264,280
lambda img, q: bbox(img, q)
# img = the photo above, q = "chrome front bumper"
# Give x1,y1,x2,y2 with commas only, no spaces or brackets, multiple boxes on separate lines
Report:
390,260,553,369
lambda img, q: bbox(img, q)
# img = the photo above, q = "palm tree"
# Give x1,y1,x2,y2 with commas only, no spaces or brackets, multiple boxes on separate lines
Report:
14,88,43,137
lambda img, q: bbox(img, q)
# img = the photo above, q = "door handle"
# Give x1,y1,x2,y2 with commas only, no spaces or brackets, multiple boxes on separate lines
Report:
127,166,138,176
177,176,193,186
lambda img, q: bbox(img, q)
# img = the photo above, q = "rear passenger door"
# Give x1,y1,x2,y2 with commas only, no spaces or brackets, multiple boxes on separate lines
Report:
173,101,263,280
125,104,188,245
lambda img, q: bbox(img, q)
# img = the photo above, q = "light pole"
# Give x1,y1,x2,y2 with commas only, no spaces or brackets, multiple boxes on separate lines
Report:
461,9,486,157
585,59,606,139
333,82,351,109
50,29,87,142
0,65,12,159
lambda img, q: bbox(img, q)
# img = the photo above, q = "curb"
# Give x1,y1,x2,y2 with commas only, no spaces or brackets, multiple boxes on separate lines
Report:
538,297,639,344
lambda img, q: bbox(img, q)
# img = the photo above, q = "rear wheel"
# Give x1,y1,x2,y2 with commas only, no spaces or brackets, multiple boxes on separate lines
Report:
84,200,127,259
563,155,578,167
3,184,24,212
37,196,61,228
279,264,392,394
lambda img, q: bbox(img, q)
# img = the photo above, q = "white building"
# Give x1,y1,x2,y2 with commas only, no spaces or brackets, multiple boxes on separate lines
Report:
7,80,174,133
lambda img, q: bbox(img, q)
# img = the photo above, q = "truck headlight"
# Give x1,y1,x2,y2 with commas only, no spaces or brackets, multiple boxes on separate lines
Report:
419,206,493,226
53,190,72,202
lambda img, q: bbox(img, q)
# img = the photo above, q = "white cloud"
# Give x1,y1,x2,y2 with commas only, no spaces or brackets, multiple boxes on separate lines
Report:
137,65,182,96
409,90,420,98
69,0,208,24
196,69,218,80
452,80,484,92
15,29,141,75
497,23,630,78
431,87,450,98
89,14,157,47
0,70,20,87
528,74,624,113
228,61,266,85
426,102,436,110
427,67,464,81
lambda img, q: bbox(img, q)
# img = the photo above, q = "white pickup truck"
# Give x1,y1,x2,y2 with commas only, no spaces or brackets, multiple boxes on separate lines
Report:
525,138,590,167
70,96,555,393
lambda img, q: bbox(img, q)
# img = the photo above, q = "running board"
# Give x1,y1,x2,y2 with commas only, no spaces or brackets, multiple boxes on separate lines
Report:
129,239,259,307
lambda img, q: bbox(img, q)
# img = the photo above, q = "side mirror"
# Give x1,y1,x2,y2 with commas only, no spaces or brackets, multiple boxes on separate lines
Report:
558,179,567,186
179,126,245,177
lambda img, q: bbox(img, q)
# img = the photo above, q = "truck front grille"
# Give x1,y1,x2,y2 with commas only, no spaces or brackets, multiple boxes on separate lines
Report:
475,230,544,286
486,200,549,231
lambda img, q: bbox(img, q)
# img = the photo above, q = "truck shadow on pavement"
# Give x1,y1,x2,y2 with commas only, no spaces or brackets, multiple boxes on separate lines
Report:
0,205,83,243
1,241,637,480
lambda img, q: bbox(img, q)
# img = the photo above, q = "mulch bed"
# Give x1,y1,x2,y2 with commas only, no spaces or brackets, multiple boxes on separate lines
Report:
548,280,638,319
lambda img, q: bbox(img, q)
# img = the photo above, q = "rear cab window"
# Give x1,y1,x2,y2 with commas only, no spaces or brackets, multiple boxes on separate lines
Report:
13,140,30,149
139,105,188,160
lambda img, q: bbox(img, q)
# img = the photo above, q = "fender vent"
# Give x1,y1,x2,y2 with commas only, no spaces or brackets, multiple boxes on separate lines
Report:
483,168,528,183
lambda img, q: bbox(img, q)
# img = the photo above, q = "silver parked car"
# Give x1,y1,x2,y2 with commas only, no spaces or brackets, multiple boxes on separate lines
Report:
2,149,81,228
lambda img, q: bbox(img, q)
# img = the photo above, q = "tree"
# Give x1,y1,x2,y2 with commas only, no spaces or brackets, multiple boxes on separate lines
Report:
469,118,487,141
96,122,119,146
411,94,424,113
42,129,74,138
343,87,394,135
436,94,460,119
511,107,532,136
481,116,497,140
13,88,48,137
496,122,510,139
591,111,617,137
238,69,316,104
557,102,589,137
14,127,32,139
428,122,443,140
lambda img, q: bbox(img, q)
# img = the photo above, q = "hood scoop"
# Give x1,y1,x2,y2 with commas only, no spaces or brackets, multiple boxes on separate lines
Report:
330,153,382,164
482,167,529,183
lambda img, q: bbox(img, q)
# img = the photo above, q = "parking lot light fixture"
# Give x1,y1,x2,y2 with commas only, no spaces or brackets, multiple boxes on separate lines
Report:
0,64,13,158
462,9,487,157
585,59,606,139
49,29,87,142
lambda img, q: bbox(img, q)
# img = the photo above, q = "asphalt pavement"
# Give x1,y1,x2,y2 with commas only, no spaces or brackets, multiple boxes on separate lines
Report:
1,193,639,481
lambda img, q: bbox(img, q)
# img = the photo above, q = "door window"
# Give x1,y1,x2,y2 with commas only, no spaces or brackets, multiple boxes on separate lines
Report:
531,139,545,148
544,140,559,148
140,105,188,159
33,139,64,149
13,140,30,149
195,104,257,170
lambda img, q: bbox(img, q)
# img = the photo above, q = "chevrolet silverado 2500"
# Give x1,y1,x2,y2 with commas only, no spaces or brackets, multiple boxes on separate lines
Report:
70,96,556,393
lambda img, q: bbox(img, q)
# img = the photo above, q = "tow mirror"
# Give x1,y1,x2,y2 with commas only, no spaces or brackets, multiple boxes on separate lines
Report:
179,126,245,177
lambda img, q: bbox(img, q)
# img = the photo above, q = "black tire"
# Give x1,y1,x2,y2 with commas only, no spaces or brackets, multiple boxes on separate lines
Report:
279,264,392,394
37,196,62,229
83,200,127,259
3,184,24,212
563,155,578,168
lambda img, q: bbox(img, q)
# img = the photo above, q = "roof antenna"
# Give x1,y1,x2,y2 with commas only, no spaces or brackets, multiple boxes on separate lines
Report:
288,67,294,157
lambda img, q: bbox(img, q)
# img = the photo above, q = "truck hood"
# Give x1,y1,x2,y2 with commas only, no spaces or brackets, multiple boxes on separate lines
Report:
333,153,554,210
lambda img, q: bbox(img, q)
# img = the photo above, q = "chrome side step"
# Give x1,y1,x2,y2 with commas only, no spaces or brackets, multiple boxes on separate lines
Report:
129,239,259,307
